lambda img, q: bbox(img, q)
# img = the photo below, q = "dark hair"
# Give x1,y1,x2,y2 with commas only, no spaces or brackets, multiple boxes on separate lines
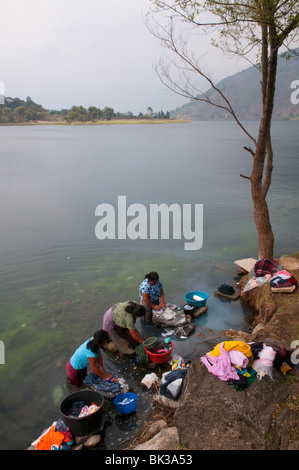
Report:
87,330,108,353
125,301,146,318
145,272,159,282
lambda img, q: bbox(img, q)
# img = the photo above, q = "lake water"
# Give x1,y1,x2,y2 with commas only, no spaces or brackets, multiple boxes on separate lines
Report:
0,120,298,450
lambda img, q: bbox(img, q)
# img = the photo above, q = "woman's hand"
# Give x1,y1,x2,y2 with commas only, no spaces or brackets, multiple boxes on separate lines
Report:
106,374,118,383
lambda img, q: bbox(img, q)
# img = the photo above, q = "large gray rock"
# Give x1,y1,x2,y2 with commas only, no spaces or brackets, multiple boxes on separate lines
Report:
132,427,179,450
279,256,299,271
174,359,299,450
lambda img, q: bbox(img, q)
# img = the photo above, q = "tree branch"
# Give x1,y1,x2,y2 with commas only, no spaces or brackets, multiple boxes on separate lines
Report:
244,146,255,156
240,174,251,180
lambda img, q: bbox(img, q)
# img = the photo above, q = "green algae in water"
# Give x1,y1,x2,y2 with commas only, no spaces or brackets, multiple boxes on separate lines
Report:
0,252,183,382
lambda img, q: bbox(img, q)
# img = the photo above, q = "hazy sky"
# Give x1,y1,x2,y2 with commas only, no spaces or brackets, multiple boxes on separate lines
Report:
0,0,249,114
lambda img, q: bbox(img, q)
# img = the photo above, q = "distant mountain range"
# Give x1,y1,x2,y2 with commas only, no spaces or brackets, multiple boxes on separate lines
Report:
171,49,299,121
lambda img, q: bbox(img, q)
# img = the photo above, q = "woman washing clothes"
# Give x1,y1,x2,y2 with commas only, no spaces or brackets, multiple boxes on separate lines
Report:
139,272,165,322
102,301,146,350
66,330,117,387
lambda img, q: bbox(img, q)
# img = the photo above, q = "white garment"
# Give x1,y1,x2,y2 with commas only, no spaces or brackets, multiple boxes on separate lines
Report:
141,373,159,389
152,303,186,327
252,344,276,380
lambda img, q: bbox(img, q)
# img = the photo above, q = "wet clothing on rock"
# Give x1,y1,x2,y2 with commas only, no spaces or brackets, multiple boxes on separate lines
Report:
31,420,72,450
152,303,187,328
200,341,277,390
201,342,240,382
208,341,253,359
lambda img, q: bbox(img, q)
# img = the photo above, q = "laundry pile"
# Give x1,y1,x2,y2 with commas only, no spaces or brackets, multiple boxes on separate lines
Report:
67,400,101,418
140,352,190,399
31,419,73,450
200,340,294,391
158,353,190,400
152,303,187,327
159,369,188,400
270,270,298,289
242,258,298,293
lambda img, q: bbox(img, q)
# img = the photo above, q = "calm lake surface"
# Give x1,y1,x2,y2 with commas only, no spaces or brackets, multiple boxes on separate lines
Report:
0,121,298,450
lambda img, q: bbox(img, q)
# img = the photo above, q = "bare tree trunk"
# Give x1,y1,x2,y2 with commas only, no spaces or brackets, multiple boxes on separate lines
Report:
251,24,278,259
148,1,299,260
251,178,274,259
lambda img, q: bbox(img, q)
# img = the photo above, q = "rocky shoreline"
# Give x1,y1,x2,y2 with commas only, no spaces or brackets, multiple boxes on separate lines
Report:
128,254,299,451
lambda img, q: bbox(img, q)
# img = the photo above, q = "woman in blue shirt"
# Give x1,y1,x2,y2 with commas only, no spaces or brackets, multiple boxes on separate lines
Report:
66,330,117,387
139,272,165,322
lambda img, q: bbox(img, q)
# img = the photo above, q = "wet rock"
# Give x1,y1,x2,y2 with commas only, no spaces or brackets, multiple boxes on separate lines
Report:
71,443,84,450
75,433,101,448
147,419,167,436
174,323,195,338
193,306,208,319
174,358,299,450
132,427,179,450
83,434,101,448
279,256,299,271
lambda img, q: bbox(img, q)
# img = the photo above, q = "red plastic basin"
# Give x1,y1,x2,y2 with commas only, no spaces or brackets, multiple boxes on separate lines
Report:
144,342,174,364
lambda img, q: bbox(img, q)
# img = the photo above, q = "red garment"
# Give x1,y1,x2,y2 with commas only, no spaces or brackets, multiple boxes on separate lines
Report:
36,424,71,450
254,258,279,277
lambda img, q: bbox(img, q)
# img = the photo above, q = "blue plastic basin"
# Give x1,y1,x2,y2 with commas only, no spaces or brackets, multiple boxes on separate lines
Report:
114,393,137,415
184,291,208,308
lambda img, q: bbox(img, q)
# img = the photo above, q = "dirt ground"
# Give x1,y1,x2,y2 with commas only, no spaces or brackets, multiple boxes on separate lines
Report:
240,255,299,343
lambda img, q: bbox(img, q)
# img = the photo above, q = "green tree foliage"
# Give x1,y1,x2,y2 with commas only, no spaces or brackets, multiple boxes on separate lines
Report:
0,96,171,124
0,96,46,123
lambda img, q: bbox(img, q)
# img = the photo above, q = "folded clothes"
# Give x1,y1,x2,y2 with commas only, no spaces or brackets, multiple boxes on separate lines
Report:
254,258,280,276
270,270,297,288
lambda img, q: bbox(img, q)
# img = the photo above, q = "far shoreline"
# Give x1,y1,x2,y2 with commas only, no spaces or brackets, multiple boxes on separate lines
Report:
0,119,191,127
